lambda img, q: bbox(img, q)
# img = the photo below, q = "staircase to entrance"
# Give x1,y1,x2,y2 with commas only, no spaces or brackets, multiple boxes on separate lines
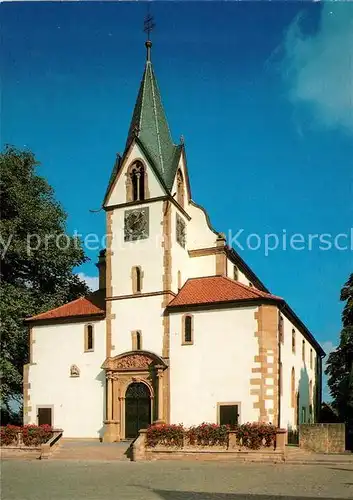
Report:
52,439,133,461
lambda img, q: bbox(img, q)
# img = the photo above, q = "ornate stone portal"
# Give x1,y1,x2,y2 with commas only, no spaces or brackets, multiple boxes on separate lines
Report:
101,351,168,442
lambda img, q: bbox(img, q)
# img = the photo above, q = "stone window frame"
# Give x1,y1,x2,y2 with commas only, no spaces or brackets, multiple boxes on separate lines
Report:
217,402,241,426
292,329,296,354
125,160,149,202
84,324,94,352
182,314,194,345
176,168,185,208
131,330,142,351
131,266,144,294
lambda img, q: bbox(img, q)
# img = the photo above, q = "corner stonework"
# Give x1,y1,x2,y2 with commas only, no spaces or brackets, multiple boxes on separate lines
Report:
251,305,279,424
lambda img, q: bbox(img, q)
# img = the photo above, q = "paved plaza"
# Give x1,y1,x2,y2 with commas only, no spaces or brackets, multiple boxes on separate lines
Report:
2,460,353,500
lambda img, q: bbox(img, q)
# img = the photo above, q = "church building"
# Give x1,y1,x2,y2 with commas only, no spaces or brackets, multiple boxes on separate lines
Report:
24,38,325,442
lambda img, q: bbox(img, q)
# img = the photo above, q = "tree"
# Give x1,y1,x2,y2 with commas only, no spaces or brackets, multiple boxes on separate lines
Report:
0,146,90,414
325,273,353,425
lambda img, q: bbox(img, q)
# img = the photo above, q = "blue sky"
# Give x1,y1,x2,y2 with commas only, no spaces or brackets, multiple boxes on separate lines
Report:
2,2,352,395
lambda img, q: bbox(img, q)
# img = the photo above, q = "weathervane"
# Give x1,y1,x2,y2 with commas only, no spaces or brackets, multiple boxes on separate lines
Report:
143,8,155,62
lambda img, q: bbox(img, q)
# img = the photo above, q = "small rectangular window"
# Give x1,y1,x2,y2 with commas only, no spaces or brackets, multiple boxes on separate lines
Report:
219,404,239,429
37,407,52,426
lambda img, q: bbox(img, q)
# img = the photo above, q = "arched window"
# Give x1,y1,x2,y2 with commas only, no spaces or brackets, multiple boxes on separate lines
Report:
131,330,142,351
302,340,305,362
183,315,193,345
310,348,313,369
85,324,94,352
136,267,141,293
176,169,185,208
292,329,296,354
136,331,142,350
131,161,145,201
132,266,143,294
291,367,295,408
233,265,239,281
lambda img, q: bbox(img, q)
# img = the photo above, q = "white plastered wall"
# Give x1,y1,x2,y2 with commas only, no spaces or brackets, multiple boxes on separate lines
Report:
226,258,251,285
110,295,164,357
280,314,318,430
28,319,106,438
110,202,164,297
169,306,259,426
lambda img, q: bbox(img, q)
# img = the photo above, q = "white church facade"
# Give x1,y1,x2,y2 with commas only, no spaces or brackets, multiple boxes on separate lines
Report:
24,40,325,441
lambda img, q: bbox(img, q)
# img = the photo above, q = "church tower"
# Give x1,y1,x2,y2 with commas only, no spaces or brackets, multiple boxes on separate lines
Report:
102,37,191,440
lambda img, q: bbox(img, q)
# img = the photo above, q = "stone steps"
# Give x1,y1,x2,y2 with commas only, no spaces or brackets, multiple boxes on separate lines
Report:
52,440,132,461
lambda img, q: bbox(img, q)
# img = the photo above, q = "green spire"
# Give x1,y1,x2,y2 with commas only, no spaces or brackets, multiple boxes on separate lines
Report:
125,41,181,191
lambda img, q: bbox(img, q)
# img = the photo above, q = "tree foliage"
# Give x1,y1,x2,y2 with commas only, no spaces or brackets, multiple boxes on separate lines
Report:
0,146,90,413
325,273,353,423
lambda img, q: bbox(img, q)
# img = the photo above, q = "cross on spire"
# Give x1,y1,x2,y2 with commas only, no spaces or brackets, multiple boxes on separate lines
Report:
143,10,155,62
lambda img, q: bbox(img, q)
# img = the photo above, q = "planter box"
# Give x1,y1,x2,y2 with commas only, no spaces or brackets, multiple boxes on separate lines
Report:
132,428,287,463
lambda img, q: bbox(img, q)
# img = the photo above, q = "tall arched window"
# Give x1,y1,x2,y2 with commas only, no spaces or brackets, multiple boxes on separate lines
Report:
136,267,142,293
291,367,295,408
176,169,185,208
177,270,182,290
85,324,94,352
292,329,296,354
302,340,306,362
233,265,239,281
131,161,145,201
131,330,142,351
183,315,193,345
132,266,143,294
136,331,142,351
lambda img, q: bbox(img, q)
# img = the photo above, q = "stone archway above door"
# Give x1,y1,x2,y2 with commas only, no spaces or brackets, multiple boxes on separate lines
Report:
102,350,168,372
101,351,168,442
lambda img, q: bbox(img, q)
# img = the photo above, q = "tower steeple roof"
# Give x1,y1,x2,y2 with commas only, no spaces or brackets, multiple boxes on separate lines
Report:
125,41,181,191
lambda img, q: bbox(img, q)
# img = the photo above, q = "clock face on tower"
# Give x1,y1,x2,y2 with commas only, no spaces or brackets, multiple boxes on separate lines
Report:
124,207,149,242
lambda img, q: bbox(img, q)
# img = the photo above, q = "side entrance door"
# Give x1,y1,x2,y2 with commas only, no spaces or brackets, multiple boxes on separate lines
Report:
37,407,52,426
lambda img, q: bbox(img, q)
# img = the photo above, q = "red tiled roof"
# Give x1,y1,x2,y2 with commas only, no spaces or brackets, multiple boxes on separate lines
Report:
168,276,282,308
26,290,106,322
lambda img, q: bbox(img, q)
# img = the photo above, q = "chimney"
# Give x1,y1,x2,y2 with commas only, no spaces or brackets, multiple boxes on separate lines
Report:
96,249,106,290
